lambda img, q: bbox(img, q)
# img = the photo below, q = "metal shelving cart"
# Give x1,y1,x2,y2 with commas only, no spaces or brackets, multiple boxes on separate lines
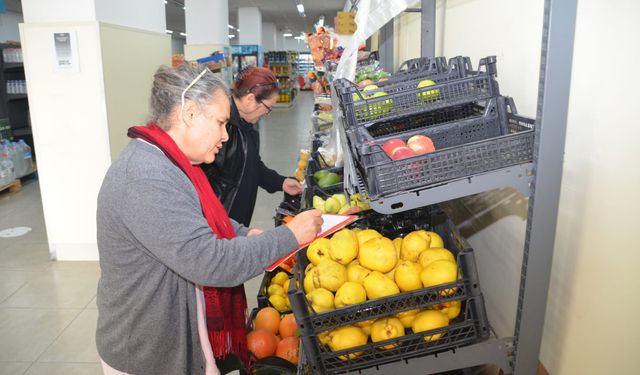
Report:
331,0,576,374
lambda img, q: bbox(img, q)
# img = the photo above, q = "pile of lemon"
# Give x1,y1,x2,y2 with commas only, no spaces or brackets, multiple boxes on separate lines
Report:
303,228,461,358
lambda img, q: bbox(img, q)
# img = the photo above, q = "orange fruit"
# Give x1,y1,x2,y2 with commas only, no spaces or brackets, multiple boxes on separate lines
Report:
255,307,281,335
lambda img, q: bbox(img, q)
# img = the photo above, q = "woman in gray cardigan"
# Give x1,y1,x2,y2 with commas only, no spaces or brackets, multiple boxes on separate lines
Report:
95,64,322,375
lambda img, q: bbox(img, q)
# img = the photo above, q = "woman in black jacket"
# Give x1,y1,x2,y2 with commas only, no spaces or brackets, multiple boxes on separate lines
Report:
202,67,303,226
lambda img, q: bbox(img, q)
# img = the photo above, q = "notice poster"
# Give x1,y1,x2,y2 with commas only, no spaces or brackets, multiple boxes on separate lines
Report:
53,32,79,73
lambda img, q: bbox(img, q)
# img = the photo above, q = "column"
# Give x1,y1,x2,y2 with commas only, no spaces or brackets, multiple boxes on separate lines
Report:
20,0,170,260
238,7,262,46
184,0,229,60
262,22,277,51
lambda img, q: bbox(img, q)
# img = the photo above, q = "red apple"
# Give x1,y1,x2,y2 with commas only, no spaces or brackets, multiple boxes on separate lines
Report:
382,138,407,158
391,146,417,160
407,135,436,155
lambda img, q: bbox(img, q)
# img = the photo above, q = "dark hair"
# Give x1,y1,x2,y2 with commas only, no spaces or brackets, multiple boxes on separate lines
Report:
232,67,279,101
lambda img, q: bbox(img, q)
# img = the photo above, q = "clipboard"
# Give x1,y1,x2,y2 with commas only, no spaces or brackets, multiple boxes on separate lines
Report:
266,214,359,272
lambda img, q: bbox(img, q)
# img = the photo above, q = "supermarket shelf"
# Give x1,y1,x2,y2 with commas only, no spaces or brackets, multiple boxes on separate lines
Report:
354,338,513,375
12,127,32,136
3,62,23,71
7,94,27,101
359,163,534,215
276,75,291,78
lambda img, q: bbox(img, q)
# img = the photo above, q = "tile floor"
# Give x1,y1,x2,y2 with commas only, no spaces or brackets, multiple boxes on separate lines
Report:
0,92,317,375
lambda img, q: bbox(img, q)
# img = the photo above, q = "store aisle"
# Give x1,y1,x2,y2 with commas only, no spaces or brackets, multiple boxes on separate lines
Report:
0,91,315,374
244,91,316,311
0,179,102,375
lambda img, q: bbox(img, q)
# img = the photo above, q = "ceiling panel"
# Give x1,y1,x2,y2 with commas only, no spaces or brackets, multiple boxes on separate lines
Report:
8,0,345,42
168,0,345,40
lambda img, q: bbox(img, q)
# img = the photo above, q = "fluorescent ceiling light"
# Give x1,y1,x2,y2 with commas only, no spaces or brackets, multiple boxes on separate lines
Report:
164,0,167,4
180,32,187,37
283,33,293,37
228,34,236,38
228,24,235,29
183,6,186,10
296,4,304,13
237,29,240,32
165,29,173,34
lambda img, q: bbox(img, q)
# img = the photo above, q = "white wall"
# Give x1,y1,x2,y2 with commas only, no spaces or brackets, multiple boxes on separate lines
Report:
94,0,165,34
540,0,640,373
439,0,543,117
185,0,228,45
275,35,310,52
262,22,276,51
394,0,640,373
0,11,23,42
23,0,164,33
22,0,96,23
100,24,171,160
238,7,261,45
20,22,111,260
393,11,421,72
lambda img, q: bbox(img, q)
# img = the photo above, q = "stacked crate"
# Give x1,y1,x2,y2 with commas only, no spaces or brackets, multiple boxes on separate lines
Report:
333,56,535,200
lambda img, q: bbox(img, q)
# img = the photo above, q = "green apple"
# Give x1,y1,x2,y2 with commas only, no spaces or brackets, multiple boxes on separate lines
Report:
362,84,379,95
367,91,393,119
417,80,440,102
332,194,348,207
313,196,326,211
324,197,342,214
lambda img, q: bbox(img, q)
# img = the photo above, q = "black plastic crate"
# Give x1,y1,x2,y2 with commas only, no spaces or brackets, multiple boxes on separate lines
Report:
388,56,464,85
302,184,344,210
286,211,490,374
348,96,534,200
256,268,293,314
325,51,379,73
274,193,302,227
334,56,499,129
302,158,344,209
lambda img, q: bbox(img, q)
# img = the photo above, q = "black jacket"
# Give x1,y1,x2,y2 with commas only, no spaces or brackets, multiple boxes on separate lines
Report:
202,99,286,226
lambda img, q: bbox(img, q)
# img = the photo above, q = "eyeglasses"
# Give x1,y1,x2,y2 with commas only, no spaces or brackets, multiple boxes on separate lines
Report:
180,67,212,124
257,98,272,115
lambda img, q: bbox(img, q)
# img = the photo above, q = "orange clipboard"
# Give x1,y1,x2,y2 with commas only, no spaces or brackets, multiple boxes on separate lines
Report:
266,214,359,272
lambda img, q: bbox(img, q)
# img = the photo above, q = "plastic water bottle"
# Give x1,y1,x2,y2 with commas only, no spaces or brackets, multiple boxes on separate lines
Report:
9,142,25,177
0,144,15,185
18,139,33,173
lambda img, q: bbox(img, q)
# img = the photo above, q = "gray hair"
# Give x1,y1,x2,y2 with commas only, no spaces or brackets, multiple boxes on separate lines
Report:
150,64,230,130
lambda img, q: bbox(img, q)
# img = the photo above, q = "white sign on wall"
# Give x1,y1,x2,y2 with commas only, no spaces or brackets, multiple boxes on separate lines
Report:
53,32,79,73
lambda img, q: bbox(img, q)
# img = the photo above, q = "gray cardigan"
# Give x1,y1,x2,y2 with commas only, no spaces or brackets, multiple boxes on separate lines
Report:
96,139,298,375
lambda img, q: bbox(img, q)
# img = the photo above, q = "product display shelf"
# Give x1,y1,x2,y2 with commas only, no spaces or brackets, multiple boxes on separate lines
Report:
298,0,575,373
280,1,571,372
352,161,534,215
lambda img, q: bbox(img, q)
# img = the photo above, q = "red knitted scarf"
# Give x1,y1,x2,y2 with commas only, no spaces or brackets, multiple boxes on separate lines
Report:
128,124,248,367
